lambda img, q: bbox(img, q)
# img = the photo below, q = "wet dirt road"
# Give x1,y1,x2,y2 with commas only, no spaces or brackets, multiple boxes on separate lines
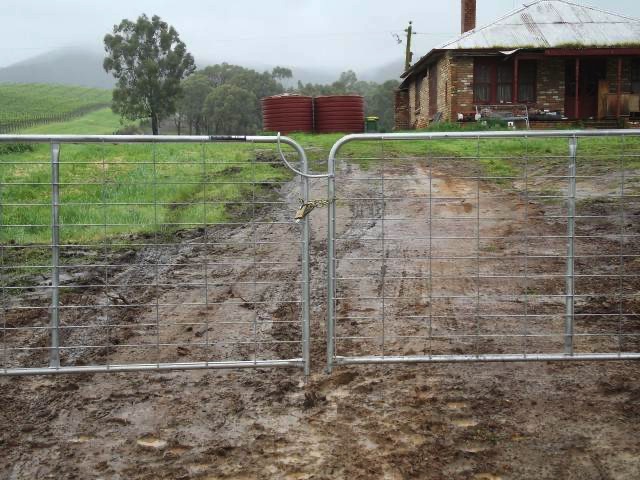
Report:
1,159,639,479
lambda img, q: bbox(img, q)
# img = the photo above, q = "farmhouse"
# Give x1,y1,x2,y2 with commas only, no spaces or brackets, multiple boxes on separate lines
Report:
395,0,640,129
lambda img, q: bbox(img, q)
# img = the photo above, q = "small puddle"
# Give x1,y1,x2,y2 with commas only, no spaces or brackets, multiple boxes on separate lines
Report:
136,437,167,450
361,437,378,450
452,417,479,428
69,435,92,444
401,433,426,447
460,442,490,453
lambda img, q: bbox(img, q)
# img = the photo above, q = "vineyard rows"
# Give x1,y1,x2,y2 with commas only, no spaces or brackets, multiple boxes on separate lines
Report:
0,83,111,133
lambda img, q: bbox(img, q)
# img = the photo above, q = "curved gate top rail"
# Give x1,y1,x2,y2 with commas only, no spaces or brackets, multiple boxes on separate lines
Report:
0,134,312,376
326,129,640,372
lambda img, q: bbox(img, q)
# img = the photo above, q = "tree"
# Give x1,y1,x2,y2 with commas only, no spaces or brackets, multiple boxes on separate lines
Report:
366,80,400,132
271,67,293,81
103,14,196,135
204,85,258,135
178,74,213,134
174,63,290,135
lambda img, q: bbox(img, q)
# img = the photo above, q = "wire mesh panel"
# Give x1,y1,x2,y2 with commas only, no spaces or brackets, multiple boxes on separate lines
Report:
326,131,640,370
0,135,310,375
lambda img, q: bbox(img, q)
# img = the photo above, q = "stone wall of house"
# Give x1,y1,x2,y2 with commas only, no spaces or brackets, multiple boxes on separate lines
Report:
449,56,566,117
404,53,455,128
408,81,417,127
405,68,429,129
436,53,453,122
536,57,565,113
414,70,429,129
449,55,474,118
398,54,628,129
394,89,410,130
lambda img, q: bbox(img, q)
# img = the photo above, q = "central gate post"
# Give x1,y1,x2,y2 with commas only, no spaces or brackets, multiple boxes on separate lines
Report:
326,162,336,373
301,151,311,376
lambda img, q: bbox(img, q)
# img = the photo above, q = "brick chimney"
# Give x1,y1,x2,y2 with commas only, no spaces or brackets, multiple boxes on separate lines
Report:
461,0,477,34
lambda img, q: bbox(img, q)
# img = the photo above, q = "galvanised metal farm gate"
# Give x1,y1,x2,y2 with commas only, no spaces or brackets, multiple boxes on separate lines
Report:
325,130,640,372
0,134,313,375
2,130,640,376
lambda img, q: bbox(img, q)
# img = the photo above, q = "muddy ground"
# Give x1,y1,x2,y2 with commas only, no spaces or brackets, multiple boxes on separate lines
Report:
1,154,639,479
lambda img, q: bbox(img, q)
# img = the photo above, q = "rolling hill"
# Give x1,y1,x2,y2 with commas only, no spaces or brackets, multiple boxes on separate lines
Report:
1,48,402,90
0,48,114,89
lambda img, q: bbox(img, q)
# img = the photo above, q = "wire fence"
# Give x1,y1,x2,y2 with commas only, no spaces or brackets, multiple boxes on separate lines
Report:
3,130,640,376
326,130,640,370
0,105,110,134
0,134,311,375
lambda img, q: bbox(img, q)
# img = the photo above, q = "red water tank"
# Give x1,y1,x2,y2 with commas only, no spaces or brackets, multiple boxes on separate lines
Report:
314,95,365,133
262,94,314,134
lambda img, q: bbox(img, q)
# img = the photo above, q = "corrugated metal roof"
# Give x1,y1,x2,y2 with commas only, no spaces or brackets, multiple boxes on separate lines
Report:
439,0,640,50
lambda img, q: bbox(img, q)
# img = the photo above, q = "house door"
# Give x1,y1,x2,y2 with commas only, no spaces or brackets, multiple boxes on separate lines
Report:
565,59,607,119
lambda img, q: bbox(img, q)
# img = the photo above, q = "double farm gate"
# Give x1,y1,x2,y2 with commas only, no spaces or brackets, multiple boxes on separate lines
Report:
1,131,639,376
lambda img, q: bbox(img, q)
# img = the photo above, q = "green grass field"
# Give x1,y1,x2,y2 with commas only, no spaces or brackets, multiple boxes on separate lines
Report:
1,142,290,246
0,84,110,121
3,87,640,251
22,108,124,135
292,130,640,180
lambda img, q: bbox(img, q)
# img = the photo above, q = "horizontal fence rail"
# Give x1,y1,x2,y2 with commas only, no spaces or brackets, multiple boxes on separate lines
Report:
326,130,640,372
0,134,311,375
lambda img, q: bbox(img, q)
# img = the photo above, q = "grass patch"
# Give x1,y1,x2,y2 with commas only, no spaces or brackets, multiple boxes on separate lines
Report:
0,84,110,117
1,142,291,248
0,84,111,132
4,118,640,252
21,108,125,135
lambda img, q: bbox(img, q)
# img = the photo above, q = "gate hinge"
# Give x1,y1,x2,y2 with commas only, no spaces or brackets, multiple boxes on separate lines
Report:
295,198,333,223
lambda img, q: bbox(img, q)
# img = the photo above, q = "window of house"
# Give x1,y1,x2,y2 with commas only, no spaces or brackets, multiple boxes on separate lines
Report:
497,64,513,103
632,59,640,94
474,61,492,103
518,60,537,103
474,58,537,104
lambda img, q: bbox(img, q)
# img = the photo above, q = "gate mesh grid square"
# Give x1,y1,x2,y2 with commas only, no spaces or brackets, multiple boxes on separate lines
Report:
0,139,308,374
328,133,640,366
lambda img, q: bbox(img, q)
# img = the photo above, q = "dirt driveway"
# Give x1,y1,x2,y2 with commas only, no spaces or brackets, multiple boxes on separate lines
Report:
1,156,639,479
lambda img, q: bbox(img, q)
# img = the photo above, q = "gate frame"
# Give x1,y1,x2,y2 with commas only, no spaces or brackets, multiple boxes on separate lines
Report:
0,134,312,376
326,129,640,372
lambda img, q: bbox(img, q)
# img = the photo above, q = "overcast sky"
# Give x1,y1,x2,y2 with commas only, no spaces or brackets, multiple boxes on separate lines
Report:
2,0,640,70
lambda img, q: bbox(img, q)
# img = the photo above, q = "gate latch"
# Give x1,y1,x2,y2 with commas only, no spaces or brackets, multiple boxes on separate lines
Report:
295,198,332,223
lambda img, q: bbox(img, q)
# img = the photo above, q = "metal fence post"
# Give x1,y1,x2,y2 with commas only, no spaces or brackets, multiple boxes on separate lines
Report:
326,158,336,373
50,143,61,368
301,152,311,377
565,136,577,355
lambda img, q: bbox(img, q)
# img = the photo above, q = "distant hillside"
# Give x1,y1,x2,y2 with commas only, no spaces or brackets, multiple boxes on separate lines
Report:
0,48,114,89
359,59,404,82
1,48,403,90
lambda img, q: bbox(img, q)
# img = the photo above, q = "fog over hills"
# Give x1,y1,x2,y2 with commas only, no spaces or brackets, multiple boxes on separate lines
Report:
0,48,115,88
0,48,402,90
